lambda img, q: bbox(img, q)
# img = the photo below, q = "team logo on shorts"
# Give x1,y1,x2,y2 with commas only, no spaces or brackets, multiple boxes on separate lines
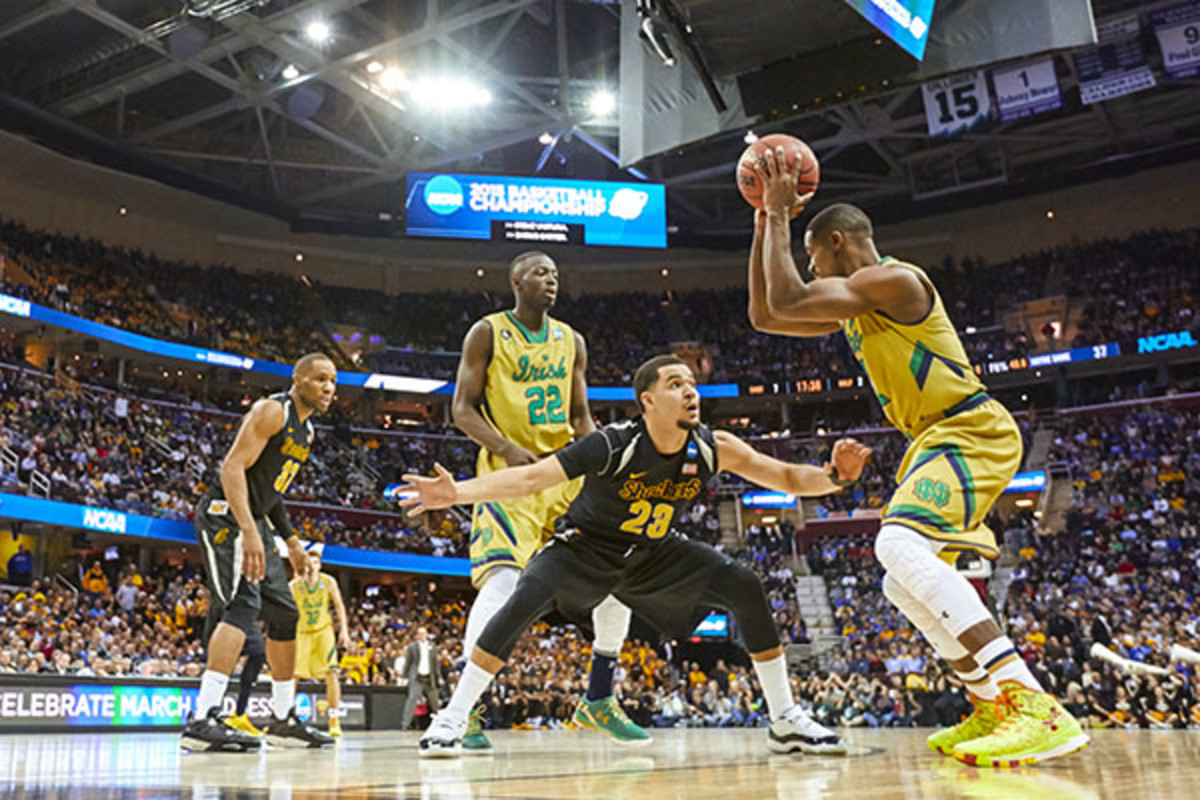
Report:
914,477,951,508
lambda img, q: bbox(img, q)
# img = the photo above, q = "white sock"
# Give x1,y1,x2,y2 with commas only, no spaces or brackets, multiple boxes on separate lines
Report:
752,655,795,720
196,670,229,718
441,662,495,725
882,572,1001,701
272,678,295,720
462,567,519,658
975,637,1042,691
956,665,1001,701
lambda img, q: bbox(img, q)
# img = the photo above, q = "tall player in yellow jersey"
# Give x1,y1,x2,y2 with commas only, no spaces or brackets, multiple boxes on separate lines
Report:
749,148,1088,768
290,549,351,737
450,251,645,749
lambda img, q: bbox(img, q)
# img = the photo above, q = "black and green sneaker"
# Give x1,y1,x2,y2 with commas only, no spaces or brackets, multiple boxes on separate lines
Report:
461,706,492,752
571,697,652,746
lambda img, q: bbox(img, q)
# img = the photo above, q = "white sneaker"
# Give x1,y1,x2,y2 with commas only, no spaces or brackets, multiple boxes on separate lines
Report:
419,712,467,759
767,706,846,755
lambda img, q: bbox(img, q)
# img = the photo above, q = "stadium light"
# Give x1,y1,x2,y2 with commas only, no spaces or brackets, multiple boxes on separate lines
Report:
305,20,332,44
588,89,616,116
366,61,383,74
538,132,555,145
378,67,408,92
410,78,491,110
281,64,300,81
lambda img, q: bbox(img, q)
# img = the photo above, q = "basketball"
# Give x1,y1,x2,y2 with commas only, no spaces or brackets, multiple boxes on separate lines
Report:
736,134,820,210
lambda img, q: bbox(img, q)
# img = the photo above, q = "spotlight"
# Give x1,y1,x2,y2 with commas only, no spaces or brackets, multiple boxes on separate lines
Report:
295,253,304,263
588,89,616,116
281,64,300,81
538,132,555,146
410,78,491,110
366,61,383,74
118,206,128,216
1046,210,1056,220
660,268,670,278
475,267,486,278
305,20,331,44
378,67,408,92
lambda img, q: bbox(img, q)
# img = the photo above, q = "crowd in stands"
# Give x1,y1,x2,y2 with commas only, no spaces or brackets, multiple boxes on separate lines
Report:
0,363,474,556
3,401,1198,731
4,217,1196,385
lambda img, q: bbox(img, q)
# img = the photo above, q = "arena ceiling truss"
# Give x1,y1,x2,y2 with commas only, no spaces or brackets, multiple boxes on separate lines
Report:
0,0,1198,245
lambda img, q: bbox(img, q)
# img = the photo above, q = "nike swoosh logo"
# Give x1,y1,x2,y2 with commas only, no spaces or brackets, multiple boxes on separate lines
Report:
630,471,648,479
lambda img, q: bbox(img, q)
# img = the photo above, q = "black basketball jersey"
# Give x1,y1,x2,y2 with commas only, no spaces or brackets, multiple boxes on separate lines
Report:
555,418,719,545
225,392,314,519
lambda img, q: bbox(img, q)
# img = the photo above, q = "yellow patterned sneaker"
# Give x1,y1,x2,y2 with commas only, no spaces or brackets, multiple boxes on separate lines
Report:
328,714,342,738
952,682,1090,768
927,695,1000,756
226,713,265,738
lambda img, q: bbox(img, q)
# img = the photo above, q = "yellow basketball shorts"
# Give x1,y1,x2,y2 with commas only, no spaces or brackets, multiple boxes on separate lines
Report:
294,626,338,680
882,401,1022,560
469,476,582,588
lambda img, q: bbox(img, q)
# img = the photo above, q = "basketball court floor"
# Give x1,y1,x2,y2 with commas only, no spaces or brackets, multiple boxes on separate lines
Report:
1,728,1197,799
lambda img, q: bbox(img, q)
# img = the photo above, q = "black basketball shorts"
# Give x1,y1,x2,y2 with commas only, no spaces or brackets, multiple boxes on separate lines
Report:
195,496,298,641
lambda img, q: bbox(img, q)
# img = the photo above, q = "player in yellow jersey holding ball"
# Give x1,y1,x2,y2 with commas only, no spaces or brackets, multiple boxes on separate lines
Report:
749,147,1088,768
448,251,646,748
290,547,351,737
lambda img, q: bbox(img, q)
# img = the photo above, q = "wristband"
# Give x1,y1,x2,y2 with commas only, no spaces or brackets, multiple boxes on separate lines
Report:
828,465,856,488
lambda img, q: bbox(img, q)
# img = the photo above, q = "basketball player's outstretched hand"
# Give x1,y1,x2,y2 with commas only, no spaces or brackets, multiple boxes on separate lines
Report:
830,438,873,482
398,462,457,516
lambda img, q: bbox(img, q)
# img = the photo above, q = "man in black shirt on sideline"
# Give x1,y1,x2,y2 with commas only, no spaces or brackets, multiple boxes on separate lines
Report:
402,355,872,758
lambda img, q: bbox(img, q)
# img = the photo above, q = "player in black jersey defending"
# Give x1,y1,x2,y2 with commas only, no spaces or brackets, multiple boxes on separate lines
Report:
402,355,872,758
181,353,337,752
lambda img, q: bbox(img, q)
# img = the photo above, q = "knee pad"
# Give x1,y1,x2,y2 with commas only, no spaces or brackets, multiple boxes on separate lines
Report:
874,524,939,574
711,564,779,654
875,524,990,639
476,574,557,662
265,600,299,642
221,602,260,637
591,596,631,657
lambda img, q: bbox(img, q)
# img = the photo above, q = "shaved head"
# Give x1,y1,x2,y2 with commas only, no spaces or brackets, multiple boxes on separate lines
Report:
293,352,334,378
806,203,874,243
509,251,553,279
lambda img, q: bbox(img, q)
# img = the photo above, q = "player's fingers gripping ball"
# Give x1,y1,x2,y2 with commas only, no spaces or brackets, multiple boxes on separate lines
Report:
830,438,872,483
737,133,820,210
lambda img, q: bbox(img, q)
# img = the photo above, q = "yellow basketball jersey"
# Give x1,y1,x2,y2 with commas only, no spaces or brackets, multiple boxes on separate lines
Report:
841,258,987,437
292,573,333,634
479,310,577,473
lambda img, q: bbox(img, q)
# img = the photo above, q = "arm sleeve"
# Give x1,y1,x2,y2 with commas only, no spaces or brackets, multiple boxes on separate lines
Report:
554,430,611,480
265,500,295,540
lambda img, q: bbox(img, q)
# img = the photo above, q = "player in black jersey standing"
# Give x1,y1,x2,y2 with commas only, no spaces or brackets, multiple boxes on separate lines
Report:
181,353,337,752
402,354,872,758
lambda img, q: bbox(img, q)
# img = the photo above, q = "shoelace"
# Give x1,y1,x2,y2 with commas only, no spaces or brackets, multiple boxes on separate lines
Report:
990,692,1022,734
598,698,633,725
